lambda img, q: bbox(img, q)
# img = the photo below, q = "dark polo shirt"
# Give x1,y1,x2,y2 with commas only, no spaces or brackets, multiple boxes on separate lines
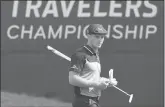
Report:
69,45,101,97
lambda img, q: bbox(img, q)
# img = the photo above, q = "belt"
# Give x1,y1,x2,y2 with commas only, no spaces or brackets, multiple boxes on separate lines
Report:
75,94,100,101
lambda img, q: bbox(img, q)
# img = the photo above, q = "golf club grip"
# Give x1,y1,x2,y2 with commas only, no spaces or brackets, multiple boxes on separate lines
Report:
47,45,71,61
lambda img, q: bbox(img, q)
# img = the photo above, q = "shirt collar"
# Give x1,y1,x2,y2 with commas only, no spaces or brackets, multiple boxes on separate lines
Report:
84,45,99,55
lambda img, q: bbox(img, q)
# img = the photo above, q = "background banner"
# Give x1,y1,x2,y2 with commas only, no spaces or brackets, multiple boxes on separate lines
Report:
1,1,164,107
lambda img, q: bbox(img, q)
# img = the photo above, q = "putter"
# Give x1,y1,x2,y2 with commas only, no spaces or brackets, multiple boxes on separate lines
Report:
109,69,133,103
47,45,134,103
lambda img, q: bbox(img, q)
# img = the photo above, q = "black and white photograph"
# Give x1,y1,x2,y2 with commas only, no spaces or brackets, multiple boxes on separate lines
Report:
1,1,164,107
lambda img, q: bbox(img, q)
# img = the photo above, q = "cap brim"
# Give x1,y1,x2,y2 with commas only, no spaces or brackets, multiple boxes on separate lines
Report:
92,32,107,36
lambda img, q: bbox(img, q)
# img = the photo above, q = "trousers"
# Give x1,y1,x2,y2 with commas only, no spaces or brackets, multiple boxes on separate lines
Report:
72,94,100,107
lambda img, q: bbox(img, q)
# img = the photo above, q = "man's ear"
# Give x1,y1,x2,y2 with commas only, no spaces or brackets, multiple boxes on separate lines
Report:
86,34,91,39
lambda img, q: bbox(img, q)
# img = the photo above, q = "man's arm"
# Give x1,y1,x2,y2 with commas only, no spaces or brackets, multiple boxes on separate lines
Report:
69,71,109,90
69,52,94,88
69,71,96,88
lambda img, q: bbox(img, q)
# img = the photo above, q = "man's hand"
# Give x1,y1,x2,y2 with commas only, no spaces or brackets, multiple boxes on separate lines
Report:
100,77,118,87
89,77,118,90
109,78,118,86
91,80,108,90
100,77,110,85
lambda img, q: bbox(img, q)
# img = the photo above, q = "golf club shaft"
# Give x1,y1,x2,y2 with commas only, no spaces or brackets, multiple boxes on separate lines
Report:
113,85,130,96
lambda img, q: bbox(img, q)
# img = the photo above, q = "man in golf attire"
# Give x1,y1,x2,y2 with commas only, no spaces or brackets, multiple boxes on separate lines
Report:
69,24,118,107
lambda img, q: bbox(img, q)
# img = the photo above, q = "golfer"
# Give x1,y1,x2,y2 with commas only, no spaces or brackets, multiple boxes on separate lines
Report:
69,24,118,107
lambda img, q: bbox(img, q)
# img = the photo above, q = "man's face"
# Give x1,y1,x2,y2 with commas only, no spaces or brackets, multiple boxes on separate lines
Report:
88,34,105,48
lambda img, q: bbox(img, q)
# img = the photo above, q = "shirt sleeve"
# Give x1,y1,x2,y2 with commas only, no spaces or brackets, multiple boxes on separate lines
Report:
69,53,86,74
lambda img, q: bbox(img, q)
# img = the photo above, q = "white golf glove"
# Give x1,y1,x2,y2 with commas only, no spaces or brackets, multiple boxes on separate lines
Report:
99,77,118,87
100,77,111,86
109,78,118,86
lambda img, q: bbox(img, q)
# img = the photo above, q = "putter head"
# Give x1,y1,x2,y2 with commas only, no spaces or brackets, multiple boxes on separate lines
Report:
129,94,133,103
